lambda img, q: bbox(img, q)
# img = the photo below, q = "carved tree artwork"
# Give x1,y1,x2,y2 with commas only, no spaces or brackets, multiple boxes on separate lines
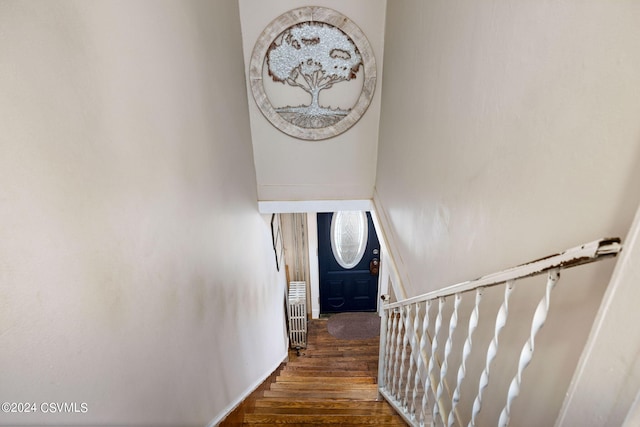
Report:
266,23,362,128
250,7,376,140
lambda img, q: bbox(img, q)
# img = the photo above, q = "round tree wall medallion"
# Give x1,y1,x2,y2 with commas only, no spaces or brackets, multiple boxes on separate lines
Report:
249,7,376,141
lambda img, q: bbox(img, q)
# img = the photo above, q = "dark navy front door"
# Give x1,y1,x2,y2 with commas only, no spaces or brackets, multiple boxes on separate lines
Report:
318,212,380,313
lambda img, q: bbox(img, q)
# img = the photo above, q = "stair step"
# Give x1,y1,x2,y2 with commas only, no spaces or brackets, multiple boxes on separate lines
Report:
279,369,373,377
252,405,396,415
275,375,375,384
307,341,379,347
243,413,406,425
287,357,370,367
299,354,379,360
284,366,376,373
246,422,406,426
300,355,378,361
262,388,380,400
255,395,383,402
300,346,379,353
283,362,370,371
305,343,379,350
270,382,377,391
253,399,389,409
285,362,374,368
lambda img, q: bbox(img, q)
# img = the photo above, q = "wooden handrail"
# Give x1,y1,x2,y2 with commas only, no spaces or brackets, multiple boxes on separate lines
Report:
386,238,621,310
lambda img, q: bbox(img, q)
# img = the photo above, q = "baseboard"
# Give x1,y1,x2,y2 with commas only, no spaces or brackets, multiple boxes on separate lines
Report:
206,350,288,427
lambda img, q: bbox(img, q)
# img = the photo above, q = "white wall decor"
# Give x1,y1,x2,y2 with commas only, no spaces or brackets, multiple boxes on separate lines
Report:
249,6,376,140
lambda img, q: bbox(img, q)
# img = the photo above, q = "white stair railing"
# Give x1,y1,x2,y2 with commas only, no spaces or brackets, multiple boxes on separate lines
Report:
378,238,622,427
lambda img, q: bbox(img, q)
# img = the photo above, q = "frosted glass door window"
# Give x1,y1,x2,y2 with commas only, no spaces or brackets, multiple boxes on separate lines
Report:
330,211,368,269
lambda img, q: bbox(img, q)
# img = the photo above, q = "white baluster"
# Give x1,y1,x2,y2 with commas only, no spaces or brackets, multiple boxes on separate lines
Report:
421,300,433,426
430,297,445,427
398,305,411,405
435,293,462,426
392,308,405,400
411,302,424,420
404,304,418,413
379,305,390,389
469,280,515,427
498,269,560,427
449,288,483,427
386,308,394,374
387,308,399,393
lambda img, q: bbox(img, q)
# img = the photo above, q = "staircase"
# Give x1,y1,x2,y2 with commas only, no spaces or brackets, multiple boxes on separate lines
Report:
220,318,407,426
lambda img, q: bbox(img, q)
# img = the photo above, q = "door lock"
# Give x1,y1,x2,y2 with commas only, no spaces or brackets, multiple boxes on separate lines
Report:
369,258,380,275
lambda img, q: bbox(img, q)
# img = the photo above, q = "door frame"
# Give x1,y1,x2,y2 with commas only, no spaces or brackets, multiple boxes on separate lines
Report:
316,211,380,314
259,199,393,319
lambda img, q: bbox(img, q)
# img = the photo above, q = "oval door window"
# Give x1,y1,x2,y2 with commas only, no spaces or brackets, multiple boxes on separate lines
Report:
330,211,368,269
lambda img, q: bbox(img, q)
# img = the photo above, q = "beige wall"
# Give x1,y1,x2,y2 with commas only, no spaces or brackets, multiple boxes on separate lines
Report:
239,0,386,201
376,1,640,425
0,1,287,425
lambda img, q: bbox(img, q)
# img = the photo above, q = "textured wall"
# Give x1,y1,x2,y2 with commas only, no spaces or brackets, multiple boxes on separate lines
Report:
376,1,640,425
0,1,287,425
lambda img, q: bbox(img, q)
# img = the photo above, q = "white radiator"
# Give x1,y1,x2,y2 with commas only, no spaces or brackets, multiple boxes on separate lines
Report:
287,281,307,349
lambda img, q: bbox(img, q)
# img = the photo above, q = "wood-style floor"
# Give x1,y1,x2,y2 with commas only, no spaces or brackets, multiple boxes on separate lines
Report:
220,318,407,426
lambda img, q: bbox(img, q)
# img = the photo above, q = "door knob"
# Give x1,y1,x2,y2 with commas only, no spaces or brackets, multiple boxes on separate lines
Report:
369,258,380,275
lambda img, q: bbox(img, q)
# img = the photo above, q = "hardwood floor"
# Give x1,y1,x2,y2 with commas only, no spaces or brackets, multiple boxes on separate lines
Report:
219,318,407,426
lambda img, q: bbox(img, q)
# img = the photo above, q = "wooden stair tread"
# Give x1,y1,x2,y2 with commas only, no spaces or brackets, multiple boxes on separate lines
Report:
278,369,374,377
251,406,397,415
255,395,383,402
282,366,374,373
300,346,379,352
253,399,392,409
304,343,379,349
246,423,406,427
296,354,379,359
219,318,409,426
263,389,380,400
269,382,378,391
275,375,375,383
283,363,371,368
243,413,406,425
